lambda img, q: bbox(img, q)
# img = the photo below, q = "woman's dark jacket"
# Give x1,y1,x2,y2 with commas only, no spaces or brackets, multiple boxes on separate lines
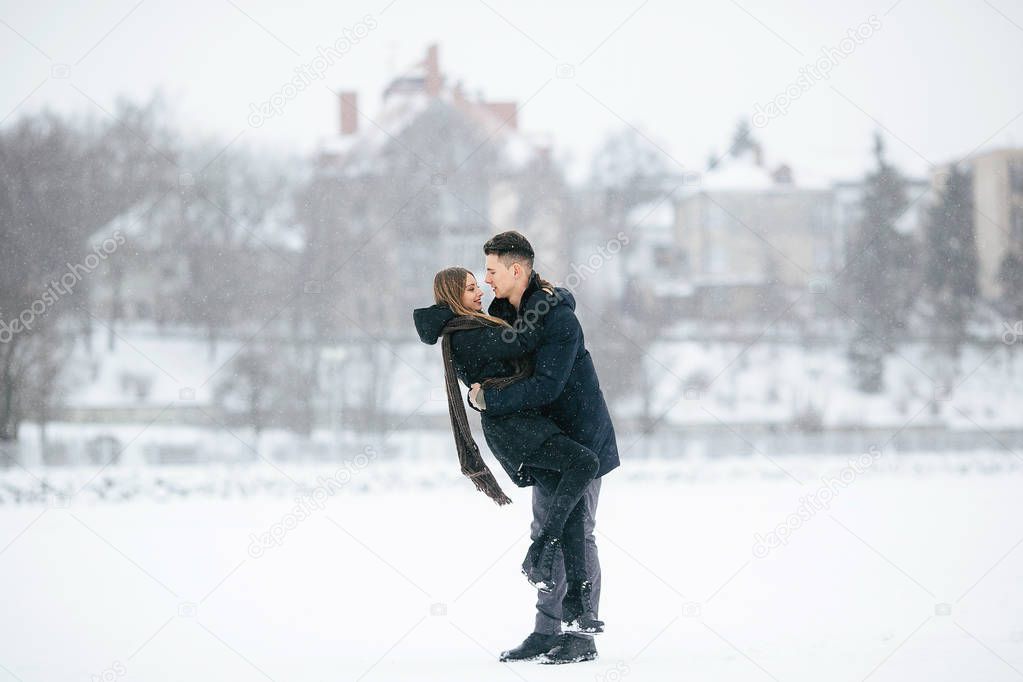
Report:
413,295,564,487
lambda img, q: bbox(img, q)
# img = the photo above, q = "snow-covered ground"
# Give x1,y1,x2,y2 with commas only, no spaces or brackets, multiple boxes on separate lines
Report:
2,453,1022,680
62,323,1023,431
636,338,1023,430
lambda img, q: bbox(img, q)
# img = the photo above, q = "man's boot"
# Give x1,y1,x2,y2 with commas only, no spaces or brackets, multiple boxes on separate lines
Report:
499,632,560,662
540,633,598,664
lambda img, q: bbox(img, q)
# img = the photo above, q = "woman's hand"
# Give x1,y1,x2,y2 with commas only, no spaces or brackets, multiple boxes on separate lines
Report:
469,382,485,410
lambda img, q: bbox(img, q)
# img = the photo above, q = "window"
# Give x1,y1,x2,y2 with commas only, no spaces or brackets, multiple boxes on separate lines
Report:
1009,159,1023,195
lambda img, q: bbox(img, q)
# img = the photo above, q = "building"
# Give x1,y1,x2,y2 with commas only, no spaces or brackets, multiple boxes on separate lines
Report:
831,175,933,274
87,190,300,328
318,44,568,315
675,149,834,317
618,198,693,317
935,148,1023,299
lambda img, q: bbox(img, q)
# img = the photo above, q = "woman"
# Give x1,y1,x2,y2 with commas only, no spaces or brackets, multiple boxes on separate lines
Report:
413,267,603,634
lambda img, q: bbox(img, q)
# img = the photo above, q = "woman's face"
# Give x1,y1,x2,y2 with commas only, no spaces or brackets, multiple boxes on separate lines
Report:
462,273,484,311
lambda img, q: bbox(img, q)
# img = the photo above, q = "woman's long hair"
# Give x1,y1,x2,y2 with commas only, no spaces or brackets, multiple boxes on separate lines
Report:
430,266,519,506
433,267,510,326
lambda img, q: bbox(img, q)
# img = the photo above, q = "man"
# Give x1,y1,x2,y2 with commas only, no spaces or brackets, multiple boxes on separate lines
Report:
469,231,620,665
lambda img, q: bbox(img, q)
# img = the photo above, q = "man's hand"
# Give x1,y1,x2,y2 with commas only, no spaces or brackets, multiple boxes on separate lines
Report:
469,382,484,410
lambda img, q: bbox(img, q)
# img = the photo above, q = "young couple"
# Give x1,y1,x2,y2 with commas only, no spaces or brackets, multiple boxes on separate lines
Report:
413,231,620,665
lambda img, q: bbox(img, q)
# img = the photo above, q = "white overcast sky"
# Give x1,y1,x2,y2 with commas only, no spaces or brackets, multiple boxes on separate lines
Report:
2,0,1022,185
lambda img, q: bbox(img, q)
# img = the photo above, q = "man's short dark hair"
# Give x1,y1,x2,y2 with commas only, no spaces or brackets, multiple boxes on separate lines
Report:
484,231,534,268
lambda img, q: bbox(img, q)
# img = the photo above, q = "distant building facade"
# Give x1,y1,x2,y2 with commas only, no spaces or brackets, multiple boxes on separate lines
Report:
674,151,834,317
318,44,567,313
935,148,1023,299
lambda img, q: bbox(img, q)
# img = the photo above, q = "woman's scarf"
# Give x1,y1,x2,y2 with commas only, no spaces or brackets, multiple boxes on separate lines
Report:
439,315,532,506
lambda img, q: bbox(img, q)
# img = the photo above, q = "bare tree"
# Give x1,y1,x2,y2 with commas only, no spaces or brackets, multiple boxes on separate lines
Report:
0,98,170,444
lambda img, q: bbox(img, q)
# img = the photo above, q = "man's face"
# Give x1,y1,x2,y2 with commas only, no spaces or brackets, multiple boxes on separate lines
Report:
484,253,518,299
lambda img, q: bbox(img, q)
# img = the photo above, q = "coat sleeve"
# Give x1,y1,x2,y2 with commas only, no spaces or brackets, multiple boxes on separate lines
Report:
449,297,552,362
481,306,581,416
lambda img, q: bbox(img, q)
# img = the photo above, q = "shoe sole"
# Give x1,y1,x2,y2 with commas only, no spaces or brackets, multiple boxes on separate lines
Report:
500,654,546,662
539,652,599,665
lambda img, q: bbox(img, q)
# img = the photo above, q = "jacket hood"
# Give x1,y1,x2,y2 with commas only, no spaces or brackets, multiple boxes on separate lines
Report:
521,272,575,313
412,304,455,345
548,286,576,312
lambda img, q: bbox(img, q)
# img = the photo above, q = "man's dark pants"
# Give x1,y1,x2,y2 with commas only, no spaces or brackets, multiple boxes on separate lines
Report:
528,475,602,635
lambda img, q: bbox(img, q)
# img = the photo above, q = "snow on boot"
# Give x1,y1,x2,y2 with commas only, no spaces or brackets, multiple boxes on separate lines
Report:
562,580,604,634
521,533,561,593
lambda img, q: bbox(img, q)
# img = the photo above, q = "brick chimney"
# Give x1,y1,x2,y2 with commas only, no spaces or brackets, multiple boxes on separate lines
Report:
485,102,518,130
339,91,358,135
424,44,441,97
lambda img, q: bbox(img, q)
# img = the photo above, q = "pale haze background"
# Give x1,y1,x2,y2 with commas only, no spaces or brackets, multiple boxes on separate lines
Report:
3,0,1021,181
3,2,1023,680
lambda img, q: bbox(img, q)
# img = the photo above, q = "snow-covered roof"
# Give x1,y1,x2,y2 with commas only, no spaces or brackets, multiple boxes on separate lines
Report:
90,193,303,254
320,49,548,176
319,88,545,176
700,156,776,191
91,201,159,246
319,90,432,170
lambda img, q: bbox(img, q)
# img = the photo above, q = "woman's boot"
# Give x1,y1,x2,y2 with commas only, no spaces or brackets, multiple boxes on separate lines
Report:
562,580,604,634
521,533,561,593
